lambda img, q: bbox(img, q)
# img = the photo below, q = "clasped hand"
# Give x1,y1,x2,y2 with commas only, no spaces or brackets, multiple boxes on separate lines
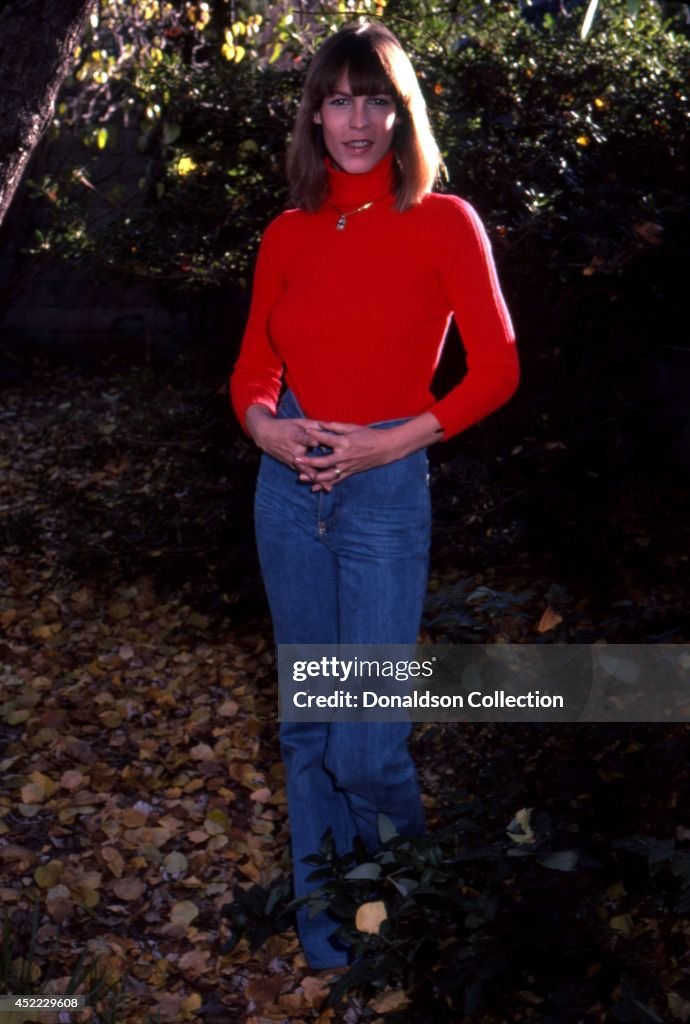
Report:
251,413,396,492
295,421,397,492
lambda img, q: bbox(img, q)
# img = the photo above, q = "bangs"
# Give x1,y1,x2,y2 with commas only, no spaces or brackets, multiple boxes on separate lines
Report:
310,35,399,103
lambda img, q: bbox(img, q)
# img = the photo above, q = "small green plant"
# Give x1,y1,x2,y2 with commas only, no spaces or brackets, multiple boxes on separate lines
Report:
1,900,149,1023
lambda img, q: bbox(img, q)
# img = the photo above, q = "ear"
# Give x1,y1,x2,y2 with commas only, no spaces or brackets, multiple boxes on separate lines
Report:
313,110,322,125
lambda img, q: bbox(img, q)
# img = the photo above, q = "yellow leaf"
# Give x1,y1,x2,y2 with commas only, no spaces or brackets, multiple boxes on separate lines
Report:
576,135,590,147
177,156,197,176
610,913,634,934
182,992,203,1012
355,900,387,934
6,709,30,725
29,770,57,797
35,860,64,889
203,808,229,836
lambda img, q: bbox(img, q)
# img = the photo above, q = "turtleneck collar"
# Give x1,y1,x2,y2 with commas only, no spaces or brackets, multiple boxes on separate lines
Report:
325,150,396,210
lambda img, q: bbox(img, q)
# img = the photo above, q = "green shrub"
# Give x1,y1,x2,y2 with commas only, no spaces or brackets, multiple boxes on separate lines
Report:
28,1,689,294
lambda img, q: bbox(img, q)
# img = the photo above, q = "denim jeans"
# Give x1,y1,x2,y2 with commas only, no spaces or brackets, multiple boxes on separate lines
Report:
254,389,430,968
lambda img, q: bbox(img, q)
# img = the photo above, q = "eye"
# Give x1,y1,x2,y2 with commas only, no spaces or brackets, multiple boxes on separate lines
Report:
370,96,393,106
328,97,350,107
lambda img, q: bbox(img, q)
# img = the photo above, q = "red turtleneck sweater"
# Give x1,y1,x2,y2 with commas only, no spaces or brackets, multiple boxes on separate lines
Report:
230,152,518,441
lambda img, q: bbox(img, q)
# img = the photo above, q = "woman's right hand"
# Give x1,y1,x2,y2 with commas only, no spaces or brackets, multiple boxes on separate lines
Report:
245,404,320,481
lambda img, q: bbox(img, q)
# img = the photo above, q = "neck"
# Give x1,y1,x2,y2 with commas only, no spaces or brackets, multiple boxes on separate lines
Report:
325,150,396,209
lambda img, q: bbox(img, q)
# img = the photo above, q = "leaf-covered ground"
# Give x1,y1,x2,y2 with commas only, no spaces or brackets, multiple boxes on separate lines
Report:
1,356,688,1023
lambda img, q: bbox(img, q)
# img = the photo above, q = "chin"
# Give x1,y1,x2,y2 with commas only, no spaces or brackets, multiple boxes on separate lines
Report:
339,154,382,174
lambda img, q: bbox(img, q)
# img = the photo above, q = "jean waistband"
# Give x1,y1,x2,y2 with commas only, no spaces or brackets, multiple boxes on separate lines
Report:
277,388,413,430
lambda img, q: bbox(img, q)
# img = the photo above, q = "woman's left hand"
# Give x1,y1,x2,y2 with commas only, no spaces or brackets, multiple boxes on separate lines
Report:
295,422,399,492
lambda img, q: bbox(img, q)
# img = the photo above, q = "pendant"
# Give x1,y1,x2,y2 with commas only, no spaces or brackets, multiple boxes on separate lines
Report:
336,215,347,230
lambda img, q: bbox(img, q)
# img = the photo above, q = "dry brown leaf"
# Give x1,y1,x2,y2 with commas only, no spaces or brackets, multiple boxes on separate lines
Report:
112,876,146,901
300,975,332,1010
178,949,211,978
59,769,85,790
101,846,125,878
162,851,188,875
668,992,690,1021
20,782,45,804
186,830,209,844
170,899,199,926
537,605,563,633
120,806,148,827
369,989,410,1014
190,742,215,761
246,975,288,1010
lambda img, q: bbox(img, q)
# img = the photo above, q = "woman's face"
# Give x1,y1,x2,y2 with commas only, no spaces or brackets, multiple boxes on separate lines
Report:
313,72,399,175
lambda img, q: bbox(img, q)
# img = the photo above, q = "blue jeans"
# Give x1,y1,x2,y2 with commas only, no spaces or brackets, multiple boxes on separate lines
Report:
254,389,430,968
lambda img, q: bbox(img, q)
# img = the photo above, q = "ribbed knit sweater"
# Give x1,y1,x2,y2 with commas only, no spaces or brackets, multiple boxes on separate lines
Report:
230,151,519,441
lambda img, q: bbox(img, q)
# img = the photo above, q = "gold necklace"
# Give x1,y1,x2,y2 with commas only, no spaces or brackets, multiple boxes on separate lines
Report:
333,200,374,231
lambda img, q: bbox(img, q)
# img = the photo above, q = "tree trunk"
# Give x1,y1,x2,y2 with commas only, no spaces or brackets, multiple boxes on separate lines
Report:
0,0,95,226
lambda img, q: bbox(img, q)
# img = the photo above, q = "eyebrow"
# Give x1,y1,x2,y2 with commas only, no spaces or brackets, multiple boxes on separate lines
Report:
330,89,390,97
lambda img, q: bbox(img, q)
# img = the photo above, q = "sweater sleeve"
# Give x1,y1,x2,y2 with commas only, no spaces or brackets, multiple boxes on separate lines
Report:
427,197,519,441
229,217,287,433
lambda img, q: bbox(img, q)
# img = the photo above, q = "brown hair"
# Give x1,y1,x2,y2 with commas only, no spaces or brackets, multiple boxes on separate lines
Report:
286,22,442,212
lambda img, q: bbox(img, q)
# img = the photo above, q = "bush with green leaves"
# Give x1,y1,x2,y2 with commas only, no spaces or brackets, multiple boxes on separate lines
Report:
28,1,689,292
223,800,690,1022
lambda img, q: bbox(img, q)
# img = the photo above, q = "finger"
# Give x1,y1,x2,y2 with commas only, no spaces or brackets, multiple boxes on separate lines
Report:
300,426,337,444
314,421,360,434
295,454,339,471
293,456,317,480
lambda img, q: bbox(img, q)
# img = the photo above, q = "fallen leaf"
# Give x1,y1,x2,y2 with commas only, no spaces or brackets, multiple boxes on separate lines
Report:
59,769,85,791
112,876,146,901
170,899,199,926
370,988,410,1013
537,606,563,633
355,900,387,934
101,846,125,878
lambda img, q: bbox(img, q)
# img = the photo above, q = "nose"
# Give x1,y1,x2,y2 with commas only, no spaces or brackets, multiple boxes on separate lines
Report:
348,97,371,130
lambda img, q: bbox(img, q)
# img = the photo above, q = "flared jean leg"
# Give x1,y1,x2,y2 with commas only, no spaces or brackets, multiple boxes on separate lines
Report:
253,390,430,968
255,461,357,967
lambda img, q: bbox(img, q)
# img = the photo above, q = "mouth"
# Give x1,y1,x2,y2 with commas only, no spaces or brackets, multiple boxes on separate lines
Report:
344,140,374,152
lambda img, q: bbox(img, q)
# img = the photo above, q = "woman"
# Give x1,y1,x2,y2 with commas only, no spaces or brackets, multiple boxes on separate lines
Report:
230,21,519,970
